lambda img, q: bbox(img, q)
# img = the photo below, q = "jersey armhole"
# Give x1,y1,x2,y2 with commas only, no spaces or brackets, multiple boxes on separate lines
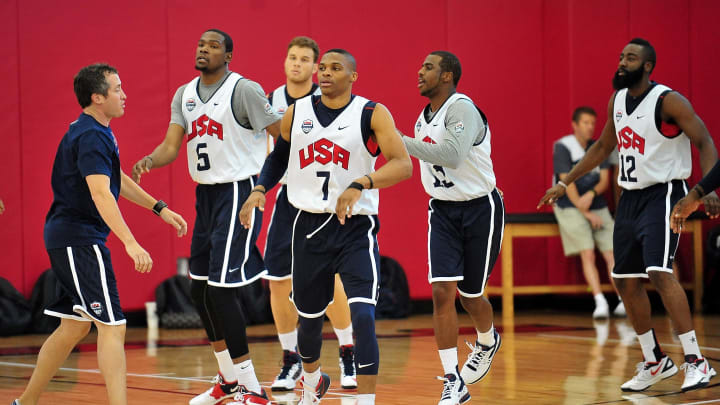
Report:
231,77,254,130
473,106,489,146
288,101,296,143
362,101,380,157
655,90,682,138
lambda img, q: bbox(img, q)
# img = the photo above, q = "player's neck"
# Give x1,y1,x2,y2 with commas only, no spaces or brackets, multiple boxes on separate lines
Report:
286,80,313,99
573,133,588,148
429,88,456,113
627,78,652,98
83,106,111,127
321,90,352,109
200,66,229,86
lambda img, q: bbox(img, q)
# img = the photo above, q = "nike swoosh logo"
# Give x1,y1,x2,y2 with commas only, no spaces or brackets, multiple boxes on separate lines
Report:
636,115,645,119
650,362,663,376
358,363,374,369
338,125,349,130
228,267,240,273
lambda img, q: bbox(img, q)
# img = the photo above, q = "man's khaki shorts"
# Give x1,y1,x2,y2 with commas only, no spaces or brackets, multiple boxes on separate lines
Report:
553,206,614,256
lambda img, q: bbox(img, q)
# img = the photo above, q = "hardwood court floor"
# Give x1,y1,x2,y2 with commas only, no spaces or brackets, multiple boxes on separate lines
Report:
1,312,719,404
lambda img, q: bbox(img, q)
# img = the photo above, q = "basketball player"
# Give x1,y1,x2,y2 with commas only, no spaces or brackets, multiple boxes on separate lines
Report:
539,38,718,392
12,63,188,405
264,36,357,392
239,49,412,405
132,29,280,404
400,51,503,405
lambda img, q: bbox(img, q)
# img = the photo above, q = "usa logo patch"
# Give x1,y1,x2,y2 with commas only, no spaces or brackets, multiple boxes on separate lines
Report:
90,301,103,316
301,119,314,134
186,98,196,112
264,102,273,114
454,122,465,134
615,110,622,122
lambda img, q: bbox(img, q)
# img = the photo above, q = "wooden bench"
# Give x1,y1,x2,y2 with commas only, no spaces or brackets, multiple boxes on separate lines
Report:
485,213,705,326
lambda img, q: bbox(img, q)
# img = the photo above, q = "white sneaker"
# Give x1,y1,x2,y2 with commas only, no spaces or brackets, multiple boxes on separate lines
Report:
614,301,627,317
227,387,270,405
339,344,357,389
437,372,471,405
460,329,501,384
681,357,717,392
271,350,302,391
593,300,609,319
189,373,239,405
620,356,677,392
298,372,331,405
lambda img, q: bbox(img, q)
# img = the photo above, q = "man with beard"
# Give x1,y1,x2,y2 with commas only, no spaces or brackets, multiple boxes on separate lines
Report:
401,51,504,405
263,36,358,393
239,49,412,405
132,29,280,405
539,38,718,392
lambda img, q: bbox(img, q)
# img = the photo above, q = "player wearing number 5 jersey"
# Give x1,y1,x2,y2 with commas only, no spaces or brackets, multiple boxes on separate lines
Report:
132,29,280,405
400,51,504,405
539,38,719,393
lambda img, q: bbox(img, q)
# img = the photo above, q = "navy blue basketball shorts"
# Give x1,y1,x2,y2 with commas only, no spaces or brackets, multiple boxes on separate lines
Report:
290,211,380,318
189,178,266,287
45,244,125,325
427,189,505,297
613,179,687,278
263,185,297,280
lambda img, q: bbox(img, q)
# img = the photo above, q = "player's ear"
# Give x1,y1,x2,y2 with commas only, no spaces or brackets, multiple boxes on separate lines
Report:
91,92,104,105
225,51,232,65
312,63,318,75
441,71,453,84
350,71,358,83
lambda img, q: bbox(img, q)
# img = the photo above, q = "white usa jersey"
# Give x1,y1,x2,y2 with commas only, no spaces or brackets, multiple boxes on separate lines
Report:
614,84,691,190
415,93,496,201
287,95,379,214
269,84,322,184
182,73,266,184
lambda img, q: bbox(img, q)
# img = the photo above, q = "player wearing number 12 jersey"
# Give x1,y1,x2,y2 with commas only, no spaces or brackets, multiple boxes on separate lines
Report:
132,29,280,405
539,38,718,393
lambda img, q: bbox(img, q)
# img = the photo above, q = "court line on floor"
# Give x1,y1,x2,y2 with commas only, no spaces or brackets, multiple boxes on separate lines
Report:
536,334,720,352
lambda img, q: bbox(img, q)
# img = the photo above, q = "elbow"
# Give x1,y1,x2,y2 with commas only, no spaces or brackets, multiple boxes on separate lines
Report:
400,158,413,181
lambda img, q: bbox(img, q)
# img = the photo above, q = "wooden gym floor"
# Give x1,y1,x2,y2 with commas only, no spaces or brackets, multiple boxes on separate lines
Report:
1,312,719,404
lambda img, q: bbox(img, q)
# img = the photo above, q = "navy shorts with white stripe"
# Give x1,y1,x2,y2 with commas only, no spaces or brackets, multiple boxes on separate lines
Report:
45,244,125,325
427,189,505,297
189,178,266,287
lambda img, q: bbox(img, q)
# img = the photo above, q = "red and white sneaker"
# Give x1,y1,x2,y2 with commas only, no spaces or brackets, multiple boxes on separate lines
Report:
299,372,331,405
189,373,239,405
227,387,270,404
620,355,677,392
681,356,717,392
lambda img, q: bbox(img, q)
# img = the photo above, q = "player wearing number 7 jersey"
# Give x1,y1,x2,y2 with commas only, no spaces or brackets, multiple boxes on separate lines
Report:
132,29,280,405
539,38,719,393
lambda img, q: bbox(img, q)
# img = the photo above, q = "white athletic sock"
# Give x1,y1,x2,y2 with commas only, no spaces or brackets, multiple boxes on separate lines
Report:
678,330,702,359
234,359,261,393
637,330,659,362
214,349,237,383
477,324,496,347
594,294,608,306
334,325,354,347
438,347,458,376
302,367,321,393
278,330,298,352
357,394,376,404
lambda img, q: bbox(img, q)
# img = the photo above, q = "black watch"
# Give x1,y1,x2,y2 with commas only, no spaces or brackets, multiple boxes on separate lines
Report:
152,200,168,216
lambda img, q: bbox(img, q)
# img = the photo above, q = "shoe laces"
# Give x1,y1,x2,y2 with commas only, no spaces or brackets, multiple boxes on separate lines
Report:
339,345,355,376
680,359,703,377
464,340,492,367
299,378,321,403
437,375,458,400
210,373,221,384
277,352,300,379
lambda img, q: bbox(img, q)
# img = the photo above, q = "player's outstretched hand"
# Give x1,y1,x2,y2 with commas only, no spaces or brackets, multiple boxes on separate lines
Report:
160,208,188,237
670,192,702,234
537,184,566,209
0,199,4,215
239,189,266,229
125,240,153,273
132,156,153,184
335,188,362,225
702,191,720,219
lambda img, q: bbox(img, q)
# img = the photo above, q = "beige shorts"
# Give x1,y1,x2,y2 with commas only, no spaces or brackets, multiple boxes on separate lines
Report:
553,206,614,256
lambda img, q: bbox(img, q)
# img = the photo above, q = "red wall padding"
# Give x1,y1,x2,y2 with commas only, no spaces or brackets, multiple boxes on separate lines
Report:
1,0,719,308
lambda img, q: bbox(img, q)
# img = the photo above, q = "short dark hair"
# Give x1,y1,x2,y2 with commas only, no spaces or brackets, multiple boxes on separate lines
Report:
205,28,233,53
73,63,118,108
572,106,596,122
629,37,656,73
430,51,462,87
288,36,320,62
325,48,356,71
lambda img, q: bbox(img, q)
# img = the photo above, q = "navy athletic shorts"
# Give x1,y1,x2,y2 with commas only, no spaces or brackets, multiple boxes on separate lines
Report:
427,189,505,297
45,244,125,325
263,185,296,280
613,179,687,278
291,211,380,318
189,178,266,287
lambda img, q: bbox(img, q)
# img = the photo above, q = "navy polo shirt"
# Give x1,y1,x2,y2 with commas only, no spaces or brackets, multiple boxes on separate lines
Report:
44,113,121,249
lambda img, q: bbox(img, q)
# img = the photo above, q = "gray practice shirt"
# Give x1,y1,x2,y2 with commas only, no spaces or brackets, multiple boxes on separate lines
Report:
402,99,485,169
170,70,279,131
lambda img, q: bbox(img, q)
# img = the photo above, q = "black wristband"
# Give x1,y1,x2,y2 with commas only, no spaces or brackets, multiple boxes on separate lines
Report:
251,188,266,195
365,174,374,190
347,181,364,191
152,200,168,216
693,184,706,198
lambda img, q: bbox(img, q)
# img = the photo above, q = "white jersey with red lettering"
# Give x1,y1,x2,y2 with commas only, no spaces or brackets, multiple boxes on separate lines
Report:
182,72,266,184
614,84,691,190
415,93,496,201
286,95,379,214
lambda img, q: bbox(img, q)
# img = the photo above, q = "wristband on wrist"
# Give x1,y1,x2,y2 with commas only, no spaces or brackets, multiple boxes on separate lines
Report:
251,188,266,195
557,181,568,189
364,174,374,189
589,189,597,196
145,155,153,162
693,184,706,198
347,182,364,191
152,200,168,216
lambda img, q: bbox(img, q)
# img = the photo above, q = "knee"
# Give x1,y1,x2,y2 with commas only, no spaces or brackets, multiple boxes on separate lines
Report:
432,283,456,309
58,319,92,341
458,294,483,311
350,302,376,332
648,271,676,293
269,278,292,296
